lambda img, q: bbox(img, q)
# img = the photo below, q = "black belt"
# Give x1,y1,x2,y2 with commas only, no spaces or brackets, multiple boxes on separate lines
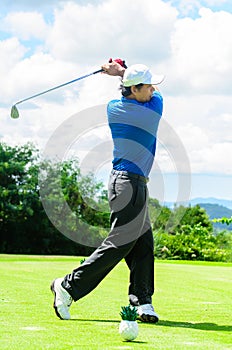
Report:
111,169,149,183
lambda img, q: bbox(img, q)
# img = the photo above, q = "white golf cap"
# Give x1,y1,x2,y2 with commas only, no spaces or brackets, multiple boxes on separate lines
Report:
122,64,165,87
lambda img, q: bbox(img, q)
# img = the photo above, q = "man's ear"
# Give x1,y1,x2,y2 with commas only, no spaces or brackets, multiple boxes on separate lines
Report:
130,85,137,95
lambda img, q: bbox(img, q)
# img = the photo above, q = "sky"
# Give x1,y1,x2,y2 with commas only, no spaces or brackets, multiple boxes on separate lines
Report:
0,0,232,204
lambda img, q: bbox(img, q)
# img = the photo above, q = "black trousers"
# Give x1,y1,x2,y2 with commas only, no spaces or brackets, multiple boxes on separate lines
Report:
62,170,154,306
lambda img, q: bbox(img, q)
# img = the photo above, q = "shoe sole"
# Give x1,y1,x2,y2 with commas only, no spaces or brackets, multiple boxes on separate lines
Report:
50,280,64,320
138,314,159,323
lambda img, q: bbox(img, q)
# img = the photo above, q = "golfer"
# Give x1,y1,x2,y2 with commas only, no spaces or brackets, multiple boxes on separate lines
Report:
51,60,164,323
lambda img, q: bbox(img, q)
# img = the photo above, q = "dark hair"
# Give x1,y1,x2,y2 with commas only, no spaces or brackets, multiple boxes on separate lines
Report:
120,83,144,97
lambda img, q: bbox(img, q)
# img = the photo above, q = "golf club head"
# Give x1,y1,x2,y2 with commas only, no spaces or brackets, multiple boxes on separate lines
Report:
11,105,19,119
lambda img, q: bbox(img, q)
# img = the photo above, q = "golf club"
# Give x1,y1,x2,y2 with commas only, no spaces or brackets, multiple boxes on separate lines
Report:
10,58,127,119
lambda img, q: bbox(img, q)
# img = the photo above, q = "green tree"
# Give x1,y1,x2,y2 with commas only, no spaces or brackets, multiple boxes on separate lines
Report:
154,223,230,262
152,203,228,261
0,142,40,251
0,142,109,254
167,204,213,234
149,198,172,232
213,216,232,225
150,203,213,235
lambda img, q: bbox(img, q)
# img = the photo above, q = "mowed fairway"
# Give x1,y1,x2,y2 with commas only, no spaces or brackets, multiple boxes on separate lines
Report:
0,255,231,350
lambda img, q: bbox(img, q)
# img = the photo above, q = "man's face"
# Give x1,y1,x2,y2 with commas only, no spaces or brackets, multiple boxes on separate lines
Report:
133,84,155,102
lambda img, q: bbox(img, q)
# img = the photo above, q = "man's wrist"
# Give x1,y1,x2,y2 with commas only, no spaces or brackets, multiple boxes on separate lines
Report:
101,62,126,77
118,67,126,77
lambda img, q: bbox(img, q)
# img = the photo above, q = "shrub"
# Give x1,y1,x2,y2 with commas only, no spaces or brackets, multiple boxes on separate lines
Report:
154,223,232,262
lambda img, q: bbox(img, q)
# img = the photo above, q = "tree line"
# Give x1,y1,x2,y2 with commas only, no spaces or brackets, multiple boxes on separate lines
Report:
0,142,231,261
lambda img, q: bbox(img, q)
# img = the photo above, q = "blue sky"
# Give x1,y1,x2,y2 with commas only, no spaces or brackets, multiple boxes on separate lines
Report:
163,0,232,18
0,0,232,203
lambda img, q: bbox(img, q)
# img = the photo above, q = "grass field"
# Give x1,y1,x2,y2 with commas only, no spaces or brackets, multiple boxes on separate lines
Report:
0,255,231,350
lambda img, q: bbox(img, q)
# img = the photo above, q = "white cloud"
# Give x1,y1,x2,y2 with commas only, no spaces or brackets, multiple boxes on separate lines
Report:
14,54,76,92
166,7,232,94
1,11,50,40
162,92,232,174
0,38,28,102
0,32,91,104
192,142,232,174
172,121,232,174
0,37,26,73
46,0,177,64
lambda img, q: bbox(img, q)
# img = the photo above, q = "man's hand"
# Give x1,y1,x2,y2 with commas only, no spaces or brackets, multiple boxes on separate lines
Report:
101,60,126,77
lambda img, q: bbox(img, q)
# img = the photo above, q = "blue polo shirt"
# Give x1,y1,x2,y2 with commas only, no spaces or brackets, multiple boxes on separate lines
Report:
107,91,163,178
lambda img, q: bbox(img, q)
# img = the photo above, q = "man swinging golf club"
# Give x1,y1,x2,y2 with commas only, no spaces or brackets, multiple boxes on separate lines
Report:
51,59,164,323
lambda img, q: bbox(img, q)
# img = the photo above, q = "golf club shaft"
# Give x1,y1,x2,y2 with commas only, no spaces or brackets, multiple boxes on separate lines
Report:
15,69,103,106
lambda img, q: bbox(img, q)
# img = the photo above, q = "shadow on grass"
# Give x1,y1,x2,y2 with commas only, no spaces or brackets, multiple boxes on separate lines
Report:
156,320,232,332
69,318,232,332
121,341,147,344
69,319,119,323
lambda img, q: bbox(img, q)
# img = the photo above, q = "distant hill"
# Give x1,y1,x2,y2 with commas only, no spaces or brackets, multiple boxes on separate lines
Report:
190,198,232,231
163,197,232,231
164,197,232,210
190,197,232,210
198,203,232,231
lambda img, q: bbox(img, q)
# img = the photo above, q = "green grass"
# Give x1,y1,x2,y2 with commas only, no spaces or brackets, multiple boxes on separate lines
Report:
0,255,231,350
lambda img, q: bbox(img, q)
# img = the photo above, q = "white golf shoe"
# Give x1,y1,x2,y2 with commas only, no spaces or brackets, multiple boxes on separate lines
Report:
51,278,73,320
137,304,159,323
